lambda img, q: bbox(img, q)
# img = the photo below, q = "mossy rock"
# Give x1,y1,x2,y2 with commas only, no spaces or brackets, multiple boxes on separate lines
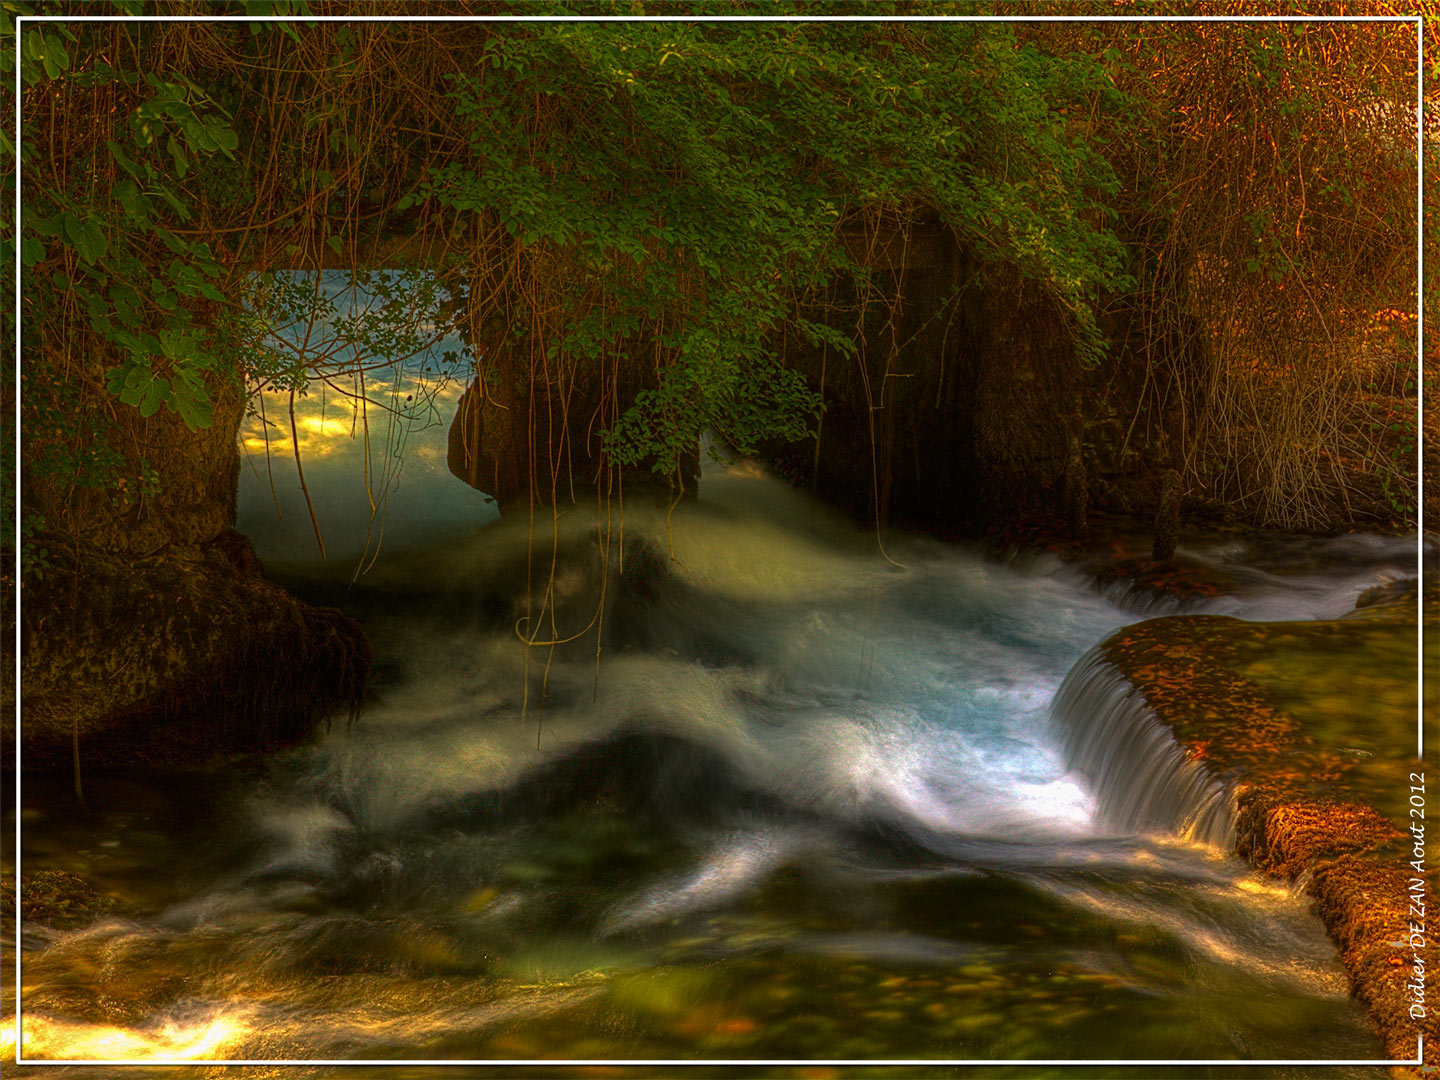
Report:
19,868,119,928
1099,584,1435,1071
11,539,371,770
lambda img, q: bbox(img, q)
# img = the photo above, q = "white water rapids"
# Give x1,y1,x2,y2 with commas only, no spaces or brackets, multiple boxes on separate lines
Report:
8,433,1419,1069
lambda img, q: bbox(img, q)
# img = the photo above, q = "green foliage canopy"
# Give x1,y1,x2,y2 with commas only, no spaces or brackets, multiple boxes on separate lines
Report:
3,11,1425,547
5,13,1137,510
418,21,1131,471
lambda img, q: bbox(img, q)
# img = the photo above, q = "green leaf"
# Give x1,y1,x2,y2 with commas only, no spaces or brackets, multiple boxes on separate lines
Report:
181,116,218,152
166,133,188,178
149,185,190,221
113,177,146,220
139,377,168,417
106,140,143,179
174,392,213,430
77,220,107,264
60,212,83,247
44,33,69,71
157,328,196,358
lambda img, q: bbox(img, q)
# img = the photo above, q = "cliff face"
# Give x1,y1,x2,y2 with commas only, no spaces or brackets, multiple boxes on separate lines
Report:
756,227,1194,538
14,370,370,771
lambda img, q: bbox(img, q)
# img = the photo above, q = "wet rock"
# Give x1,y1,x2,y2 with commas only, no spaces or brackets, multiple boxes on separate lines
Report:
1093,598,1433,1072
200,527,265,577
1355,576,1417,610
11,548,370,770
19,868,118,928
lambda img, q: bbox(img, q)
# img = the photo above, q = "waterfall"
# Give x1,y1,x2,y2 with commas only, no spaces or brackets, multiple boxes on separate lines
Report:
1052,648,1235,847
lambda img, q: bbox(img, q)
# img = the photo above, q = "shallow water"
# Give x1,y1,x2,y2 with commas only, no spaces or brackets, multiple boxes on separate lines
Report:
10,451,1421,1070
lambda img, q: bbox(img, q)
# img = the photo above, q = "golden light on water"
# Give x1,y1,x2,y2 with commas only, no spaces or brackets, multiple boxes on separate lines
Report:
16,1010,249,1062
1234,876,1293,899
236,369,496,563
240,434,283,454
298,412,352,436
240,400,361,461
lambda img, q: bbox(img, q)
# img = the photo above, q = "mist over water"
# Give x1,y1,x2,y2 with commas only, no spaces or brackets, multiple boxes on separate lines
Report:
14,443,1418,1066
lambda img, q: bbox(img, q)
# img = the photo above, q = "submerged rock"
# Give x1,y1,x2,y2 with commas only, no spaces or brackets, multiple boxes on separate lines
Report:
17,868,119,928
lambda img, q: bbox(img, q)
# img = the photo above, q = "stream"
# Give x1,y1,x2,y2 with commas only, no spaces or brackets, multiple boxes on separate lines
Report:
7,372,1421,1073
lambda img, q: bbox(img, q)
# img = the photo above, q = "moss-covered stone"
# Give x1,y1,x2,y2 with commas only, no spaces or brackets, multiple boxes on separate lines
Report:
1101,587,1434,1073
10,541,370,770
18,869,118,928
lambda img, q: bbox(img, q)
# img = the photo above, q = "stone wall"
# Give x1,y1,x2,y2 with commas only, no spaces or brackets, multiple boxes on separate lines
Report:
1097,592,1433,1074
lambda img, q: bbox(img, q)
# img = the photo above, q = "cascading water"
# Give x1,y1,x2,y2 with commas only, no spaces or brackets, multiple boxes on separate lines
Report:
11,425,1421,1069
1050,650,1235,848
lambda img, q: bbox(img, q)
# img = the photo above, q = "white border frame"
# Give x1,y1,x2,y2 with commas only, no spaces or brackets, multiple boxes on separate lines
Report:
8,10,1428,1077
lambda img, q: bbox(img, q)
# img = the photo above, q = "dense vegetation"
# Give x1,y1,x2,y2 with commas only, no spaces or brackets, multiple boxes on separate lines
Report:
3,2,1432,573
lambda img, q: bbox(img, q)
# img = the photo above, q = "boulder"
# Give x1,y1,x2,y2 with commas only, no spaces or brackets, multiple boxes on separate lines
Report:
10,533,370,771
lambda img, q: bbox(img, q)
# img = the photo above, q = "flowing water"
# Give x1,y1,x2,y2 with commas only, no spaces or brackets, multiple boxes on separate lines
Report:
9,392,1421,1073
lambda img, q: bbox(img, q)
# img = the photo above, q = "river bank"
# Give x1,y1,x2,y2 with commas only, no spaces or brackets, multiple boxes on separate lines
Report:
1057,571,1432,1075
